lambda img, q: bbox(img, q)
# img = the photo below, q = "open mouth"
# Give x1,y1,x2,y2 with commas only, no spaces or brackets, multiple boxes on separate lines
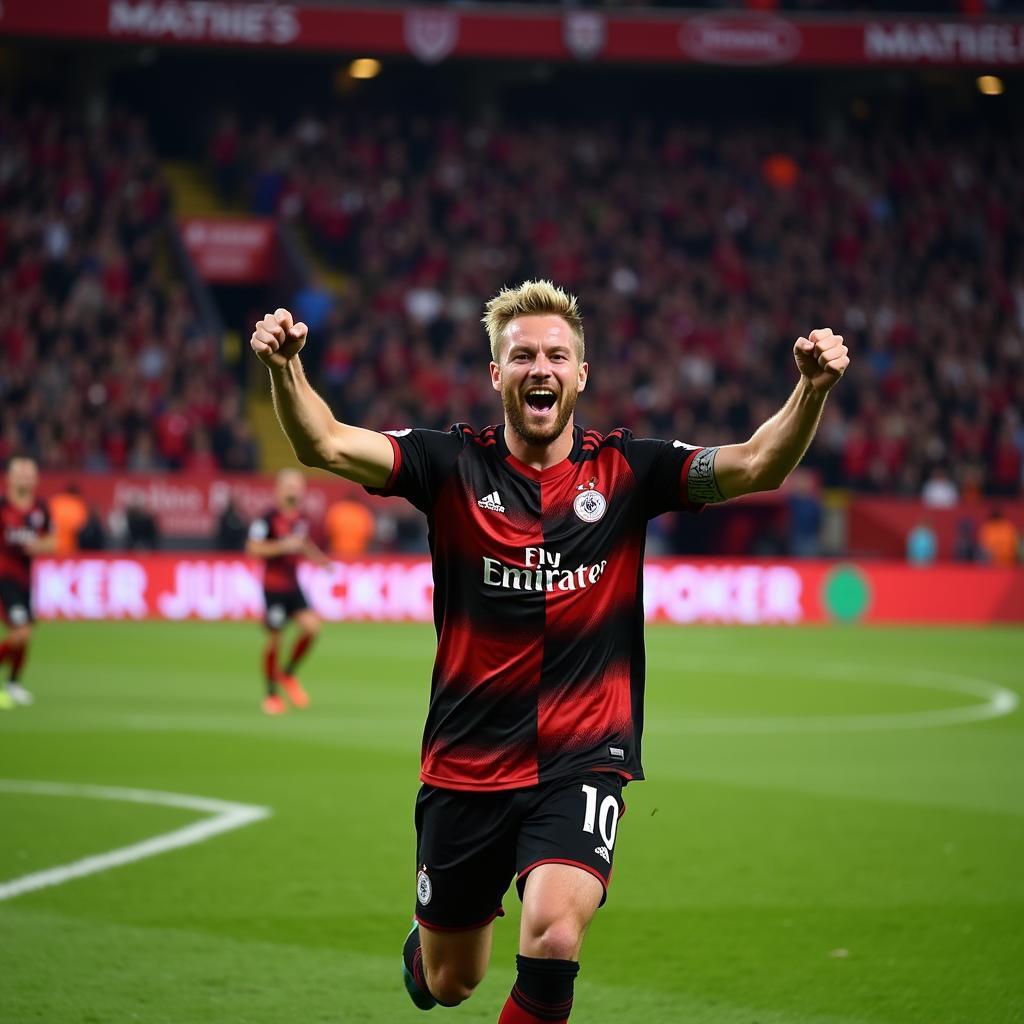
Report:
524,388,557,413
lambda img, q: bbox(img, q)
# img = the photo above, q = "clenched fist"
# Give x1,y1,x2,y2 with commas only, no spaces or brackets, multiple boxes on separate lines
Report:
794,328,849,394
251,308,308,369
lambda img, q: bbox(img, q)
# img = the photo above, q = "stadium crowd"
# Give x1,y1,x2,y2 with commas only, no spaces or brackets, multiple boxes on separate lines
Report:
4,97,1023,502
0,104,257,475
222,108,1024,498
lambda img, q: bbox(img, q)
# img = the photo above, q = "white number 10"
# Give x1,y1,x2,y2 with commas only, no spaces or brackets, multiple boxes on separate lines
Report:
581,784,619,849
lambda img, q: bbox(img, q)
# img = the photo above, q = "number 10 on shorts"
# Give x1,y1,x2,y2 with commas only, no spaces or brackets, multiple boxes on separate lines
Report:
581,784,619,849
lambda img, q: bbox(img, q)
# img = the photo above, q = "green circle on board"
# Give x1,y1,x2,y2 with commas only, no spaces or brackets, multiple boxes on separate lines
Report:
823,565,872,622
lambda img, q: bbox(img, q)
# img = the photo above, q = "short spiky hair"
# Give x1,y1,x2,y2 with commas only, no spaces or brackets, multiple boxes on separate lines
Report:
482,280,585,362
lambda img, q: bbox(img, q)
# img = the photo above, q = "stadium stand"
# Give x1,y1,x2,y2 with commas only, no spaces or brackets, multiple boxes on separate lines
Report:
0,103,257,474
219,107,1023,498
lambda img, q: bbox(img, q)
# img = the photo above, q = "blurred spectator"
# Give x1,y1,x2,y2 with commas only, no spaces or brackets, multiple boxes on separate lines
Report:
216,498,249,551
785,471,823,558
921,467,959,509
77,505,107,551
324,498,376,559
906,520,938,567
293,273,336,336
209,112,241,205
953,517,979,563
49,482,88,555
125,501,160,550
977,507,1020,567
183,429,219,474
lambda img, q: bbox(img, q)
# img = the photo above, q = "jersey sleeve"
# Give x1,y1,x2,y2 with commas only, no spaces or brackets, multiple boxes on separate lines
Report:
622,436,708,519
364,427,464,513
248,516,271,542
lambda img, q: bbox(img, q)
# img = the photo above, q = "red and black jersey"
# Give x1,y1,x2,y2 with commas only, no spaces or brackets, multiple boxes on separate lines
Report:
0,497,51,587
248,507,310,592
369,424,705,793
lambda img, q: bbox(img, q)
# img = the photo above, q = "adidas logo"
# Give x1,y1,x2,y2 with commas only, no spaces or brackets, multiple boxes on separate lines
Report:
594,846,610,864
476,490,506,513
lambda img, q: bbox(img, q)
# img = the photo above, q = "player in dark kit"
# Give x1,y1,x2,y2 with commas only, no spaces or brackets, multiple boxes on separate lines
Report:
0,457,56,709
250,281,850,1023
247,468,331,715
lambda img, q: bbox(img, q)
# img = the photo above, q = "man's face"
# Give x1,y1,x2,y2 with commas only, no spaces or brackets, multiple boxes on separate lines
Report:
7,459,38,501
490,315,588,447
276,471,305,512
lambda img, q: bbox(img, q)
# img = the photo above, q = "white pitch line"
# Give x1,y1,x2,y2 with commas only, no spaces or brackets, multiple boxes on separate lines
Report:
0,781,271,902
644,659,1019,734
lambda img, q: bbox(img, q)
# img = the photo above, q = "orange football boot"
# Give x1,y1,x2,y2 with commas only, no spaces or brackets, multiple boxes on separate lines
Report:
262,694,288,715
277,674,310,709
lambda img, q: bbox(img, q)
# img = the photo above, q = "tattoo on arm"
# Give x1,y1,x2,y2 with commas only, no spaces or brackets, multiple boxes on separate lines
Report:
687,446,725,504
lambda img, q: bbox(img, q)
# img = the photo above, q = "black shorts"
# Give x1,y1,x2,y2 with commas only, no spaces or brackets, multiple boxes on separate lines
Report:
0,578,32,627
262,588,309,630
413,770,626,931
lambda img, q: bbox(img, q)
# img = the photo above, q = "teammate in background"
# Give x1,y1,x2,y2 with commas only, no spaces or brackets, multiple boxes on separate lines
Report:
250,281,850,1023
0,457,57,709
247,469,331,715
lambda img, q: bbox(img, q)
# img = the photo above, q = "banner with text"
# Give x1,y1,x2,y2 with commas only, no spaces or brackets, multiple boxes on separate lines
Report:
29,556,1024,624
38,471,393,538
2,2,1023,68
179,217,276,285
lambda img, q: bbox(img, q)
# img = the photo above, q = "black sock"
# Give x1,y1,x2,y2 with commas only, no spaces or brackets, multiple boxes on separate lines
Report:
509,955,579,1021
403,926,431,997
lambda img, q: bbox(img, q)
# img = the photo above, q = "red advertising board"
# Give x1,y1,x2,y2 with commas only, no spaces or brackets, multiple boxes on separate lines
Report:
179,217,276,285
1,1,1022,67
29,556,1024,624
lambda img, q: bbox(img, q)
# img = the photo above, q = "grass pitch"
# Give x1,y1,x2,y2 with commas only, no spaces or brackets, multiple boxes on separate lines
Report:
1,621,1022,1024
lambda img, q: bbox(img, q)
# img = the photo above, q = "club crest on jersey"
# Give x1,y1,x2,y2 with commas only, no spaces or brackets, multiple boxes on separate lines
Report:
416,868,432,906
573,479,607,523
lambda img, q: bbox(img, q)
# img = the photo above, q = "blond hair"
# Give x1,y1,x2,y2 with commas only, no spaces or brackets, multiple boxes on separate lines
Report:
482,280,585,362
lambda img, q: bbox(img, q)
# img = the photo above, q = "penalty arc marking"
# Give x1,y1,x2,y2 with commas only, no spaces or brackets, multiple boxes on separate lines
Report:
644,660,1019,735
0,781,271,903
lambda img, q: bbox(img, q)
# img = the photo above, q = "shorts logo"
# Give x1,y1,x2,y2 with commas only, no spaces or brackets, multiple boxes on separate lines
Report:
573,485,607,523
416,868,432,906
9,604,29,627
609,746,625,761
266,604,287,629
594,846,610,864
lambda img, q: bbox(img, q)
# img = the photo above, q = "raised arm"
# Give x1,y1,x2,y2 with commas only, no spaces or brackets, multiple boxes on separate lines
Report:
245,532,304,560
691,328,850,502
250,308,394,488
25,533,57,557
245,531,332,568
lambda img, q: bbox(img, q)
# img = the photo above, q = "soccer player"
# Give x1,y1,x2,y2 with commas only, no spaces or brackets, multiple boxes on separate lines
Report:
0,457,56,709
246,468,331,715
250,281,849,1022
